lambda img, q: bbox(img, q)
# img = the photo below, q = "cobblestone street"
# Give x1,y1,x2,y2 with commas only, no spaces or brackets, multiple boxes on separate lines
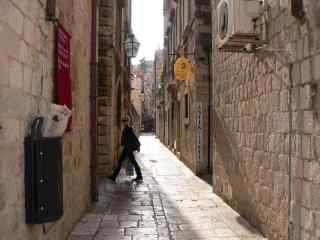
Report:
69,135,266,240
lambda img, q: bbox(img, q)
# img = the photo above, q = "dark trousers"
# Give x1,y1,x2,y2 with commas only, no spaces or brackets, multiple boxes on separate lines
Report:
111,147,142,179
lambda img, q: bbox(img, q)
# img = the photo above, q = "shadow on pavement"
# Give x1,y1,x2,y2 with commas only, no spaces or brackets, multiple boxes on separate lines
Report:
69,135,266,240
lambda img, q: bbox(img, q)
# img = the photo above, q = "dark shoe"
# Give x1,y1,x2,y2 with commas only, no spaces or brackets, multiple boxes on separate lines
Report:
107,176,116,182
133,176,143,182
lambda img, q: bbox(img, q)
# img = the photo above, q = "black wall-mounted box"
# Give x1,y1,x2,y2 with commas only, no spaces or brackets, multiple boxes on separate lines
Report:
24,135,63,224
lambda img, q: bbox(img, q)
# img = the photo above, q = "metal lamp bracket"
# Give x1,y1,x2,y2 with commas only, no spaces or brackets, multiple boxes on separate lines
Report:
254,44,296,64
168,53,195,56
252,44,296,88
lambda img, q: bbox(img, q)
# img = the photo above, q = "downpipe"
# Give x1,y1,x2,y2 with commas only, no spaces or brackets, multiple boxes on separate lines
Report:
207,53,212,173
90,0,99,202
288,63,294,240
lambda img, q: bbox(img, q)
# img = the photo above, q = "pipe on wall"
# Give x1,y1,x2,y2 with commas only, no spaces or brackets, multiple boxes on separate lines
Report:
288,63,294,240
90,0,99,202
207,52,212,173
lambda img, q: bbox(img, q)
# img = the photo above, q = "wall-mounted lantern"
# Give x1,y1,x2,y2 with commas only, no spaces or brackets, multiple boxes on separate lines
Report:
291,0,305,20
46,0,57,21
124,33,140,58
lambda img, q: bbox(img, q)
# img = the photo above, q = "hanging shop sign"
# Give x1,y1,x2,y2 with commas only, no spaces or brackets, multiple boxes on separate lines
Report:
56,23,72,130
174,57,193,81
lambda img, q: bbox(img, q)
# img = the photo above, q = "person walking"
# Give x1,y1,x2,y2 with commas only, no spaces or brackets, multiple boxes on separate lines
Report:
108,116,143,182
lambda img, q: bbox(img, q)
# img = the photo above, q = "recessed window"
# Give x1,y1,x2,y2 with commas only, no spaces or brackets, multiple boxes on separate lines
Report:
184,93,189,119
291,0,305,19
219,2,229,40
46,0,56,21
171,102,175,121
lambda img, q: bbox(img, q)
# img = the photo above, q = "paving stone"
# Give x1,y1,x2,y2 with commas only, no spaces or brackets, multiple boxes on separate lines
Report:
95,228,125,236
119,215,142,221
69,136,266,240
125,227,158,236
69,236,94,240
132,234,158,240
94,236,130,240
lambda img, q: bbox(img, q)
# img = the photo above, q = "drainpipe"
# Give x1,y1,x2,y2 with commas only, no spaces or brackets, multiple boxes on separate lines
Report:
154,57,157,134
90,0,98,202
288,63,294,240
207,52,212,172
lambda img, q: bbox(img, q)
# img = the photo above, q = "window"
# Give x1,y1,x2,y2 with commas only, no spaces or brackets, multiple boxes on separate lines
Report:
184,94,189,119
46,0,56,21
185,0,189,26
291,0,305,19
219,2,229,40
175,12,177,48
182,0,185,31
179,1,183,38
172,102,175,121
188,0,192,22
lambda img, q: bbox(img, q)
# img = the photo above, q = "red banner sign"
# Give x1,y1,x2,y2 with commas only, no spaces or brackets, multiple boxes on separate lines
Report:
56,23,72,130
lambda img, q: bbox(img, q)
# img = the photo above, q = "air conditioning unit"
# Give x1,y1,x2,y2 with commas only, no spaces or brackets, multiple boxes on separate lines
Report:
217,0,262,51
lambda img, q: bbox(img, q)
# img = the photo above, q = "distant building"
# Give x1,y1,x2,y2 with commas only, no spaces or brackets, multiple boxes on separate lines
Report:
132,60,155,132
131,68,143,118
154,49,165,140
159,0,212,174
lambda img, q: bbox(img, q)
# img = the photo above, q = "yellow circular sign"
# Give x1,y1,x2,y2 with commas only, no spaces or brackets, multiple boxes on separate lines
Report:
174,57,193,81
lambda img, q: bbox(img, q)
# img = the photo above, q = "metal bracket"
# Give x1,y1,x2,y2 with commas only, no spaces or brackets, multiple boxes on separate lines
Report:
252,45,296,88
168,52,195,56
254,44,296,65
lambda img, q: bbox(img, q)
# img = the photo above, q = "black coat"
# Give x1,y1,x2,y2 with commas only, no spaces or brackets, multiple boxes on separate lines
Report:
121,126,141,151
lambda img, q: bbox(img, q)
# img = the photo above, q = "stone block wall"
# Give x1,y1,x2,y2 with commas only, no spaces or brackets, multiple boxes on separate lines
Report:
211,0,320,239
167,0,212,175
288,1,320,239
97,0,114,176
179,81,198,172
0,0,92,239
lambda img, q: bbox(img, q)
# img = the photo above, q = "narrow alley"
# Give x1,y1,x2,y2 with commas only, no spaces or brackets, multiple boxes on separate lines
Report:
69,135,266,240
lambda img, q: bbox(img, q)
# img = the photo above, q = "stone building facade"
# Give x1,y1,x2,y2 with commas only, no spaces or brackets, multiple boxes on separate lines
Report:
154,49,165,139
0,0,92,239
131,68,143,119
142,69,155,131
0,0,133,239
96,0,133,176
133,60,155,132
160,0,212,175
211,0,320,239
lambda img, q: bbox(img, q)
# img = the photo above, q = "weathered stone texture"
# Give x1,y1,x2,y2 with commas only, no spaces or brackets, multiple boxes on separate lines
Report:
161,0,212,176
0,0,92,239
212,0,320,239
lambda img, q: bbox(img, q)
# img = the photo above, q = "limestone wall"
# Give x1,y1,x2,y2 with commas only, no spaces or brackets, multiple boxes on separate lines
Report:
161,0,212,175
0,0,92,239
211,0,320,239
97,0,114,175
